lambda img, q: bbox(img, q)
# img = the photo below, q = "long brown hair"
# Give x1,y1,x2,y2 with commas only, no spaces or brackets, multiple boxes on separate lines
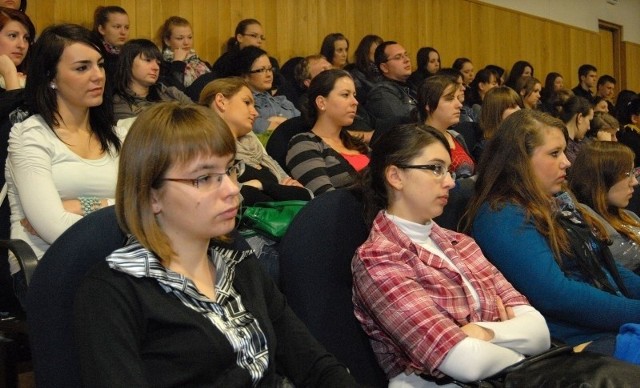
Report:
569,141,640,245
463,109,606,262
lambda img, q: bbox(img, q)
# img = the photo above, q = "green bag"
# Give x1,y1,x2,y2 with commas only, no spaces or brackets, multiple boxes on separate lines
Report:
239,200,308,240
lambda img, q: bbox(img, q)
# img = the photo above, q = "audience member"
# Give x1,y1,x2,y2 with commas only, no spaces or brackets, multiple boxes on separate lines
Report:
572,64,597,103
541,72,564,107
569,141,640,273
292,54,332,112
92,6,129,81
484,64,505,85
159,16,211,89
346,34,383,105
407,46,440,90
618,97,640,167
228,46,300,140
452,57,474,88
467,109,640,357
557,95,593,163
416,75,474,178
515,76,542,110
0,0,25,11
597,75,617,112
287,69,368,195
587,111,619,141
504,60,533,90
366,41,416,133
73,102,358,387
465,67,499,121
353,124,549,385
112,39,191,121
615,90,638,123
7,24,125,307
320,32,349,69
476,86,522,160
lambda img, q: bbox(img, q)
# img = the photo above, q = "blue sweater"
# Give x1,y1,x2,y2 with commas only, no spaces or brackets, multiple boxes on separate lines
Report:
472,202,640,345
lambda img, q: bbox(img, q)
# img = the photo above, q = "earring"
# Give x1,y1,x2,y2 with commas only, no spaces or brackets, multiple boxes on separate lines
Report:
49,82,56,90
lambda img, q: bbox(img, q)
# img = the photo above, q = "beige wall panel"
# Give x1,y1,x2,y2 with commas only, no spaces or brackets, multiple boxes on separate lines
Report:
598,29,614,78
624,42,640,92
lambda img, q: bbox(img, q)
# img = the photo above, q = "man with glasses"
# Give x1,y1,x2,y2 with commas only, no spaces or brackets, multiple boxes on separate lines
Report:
366,41,417,139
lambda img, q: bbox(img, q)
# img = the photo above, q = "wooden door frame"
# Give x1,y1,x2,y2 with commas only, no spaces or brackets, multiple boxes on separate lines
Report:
598,20,624,89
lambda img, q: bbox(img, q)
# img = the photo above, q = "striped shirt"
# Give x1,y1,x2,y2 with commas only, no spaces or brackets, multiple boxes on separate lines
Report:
107,237,269,386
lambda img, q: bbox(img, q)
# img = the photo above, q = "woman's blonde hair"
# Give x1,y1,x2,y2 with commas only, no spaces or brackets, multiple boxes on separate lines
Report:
116,102,236,263
198,77,249,107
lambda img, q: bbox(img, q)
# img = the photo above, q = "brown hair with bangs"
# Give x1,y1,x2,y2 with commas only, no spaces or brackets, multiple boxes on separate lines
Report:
116,102,236,263
569,141,640,246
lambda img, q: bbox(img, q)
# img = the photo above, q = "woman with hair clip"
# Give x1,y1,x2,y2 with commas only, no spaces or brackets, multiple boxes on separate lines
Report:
73,102,358,387
92,5,129,80
466,109,640,357
286,69,368,195
6,24,125,306
475,85,522,160
504,60,534,90
346,34,382,105
112,39,191,121
558,95,594,163
158,16,211,90
352,124,549,387
415,75,474,178
407,46,440,90
320,32,349,70
569,141,640,273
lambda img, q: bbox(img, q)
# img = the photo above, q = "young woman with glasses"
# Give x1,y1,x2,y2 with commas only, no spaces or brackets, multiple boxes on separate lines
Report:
352,124,549,386
73,102,359,387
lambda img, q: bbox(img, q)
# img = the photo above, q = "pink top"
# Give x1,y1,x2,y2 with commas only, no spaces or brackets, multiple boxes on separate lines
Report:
341,153,370,172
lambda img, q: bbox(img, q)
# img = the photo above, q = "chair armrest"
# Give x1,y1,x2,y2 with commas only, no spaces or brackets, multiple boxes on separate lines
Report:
0,239,37,286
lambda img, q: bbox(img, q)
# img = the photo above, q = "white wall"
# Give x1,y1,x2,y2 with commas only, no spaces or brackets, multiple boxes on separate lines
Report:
478,0,640,44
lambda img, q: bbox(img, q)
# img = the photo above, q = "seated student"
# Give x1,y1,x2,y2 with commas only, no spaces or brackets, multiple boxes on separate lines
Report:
158,16,211,90
73,102,358,387
7,24,125,306
452,58,475,123
112,39,192,121
227,46,300,140
466,109,640,357
617,98,640,166
407,46,441,91
465,67,499,122
515,76,542,110
199,77,311,205
597,75,617,113
585,111,619,141
366,41,416,131
320,32,349,70
569,141,640,274
557,95,594,164
572,64,598,103
541,72,564,109
345,34,383,106
287,69,368,196
92,5,129,81
352,124,549,386
475,86,522,161
504,60,534,90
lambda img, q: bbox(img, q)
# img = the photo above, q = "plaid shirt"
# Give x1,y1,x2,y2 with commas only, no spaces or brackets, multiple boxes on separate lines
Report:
352,212,529,379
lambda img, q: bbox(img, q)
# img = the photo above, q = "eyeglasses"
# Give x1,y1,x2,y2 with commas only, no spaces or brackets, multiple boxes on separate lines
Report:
385,52,410,62
624,168,640,180
162,161,245,191
396,163,456,180
249,67,274,74
242,33,266,41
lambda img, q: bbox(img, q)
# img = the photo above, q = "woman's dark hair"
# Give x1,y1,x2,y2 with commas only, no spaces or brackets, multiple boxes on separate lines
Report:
114,39,163,105
615,90,638,123
437,67,462,82
413,75,458,122
306,69,368,154
416,47,440,75
363,124,450,225
25,24,119,154
467,67,498,106
353,34,382,78
227,45,267,77
541,72,562,103
619,96,640,126
320,32,349,66
0,6,35,72
505,60,534,89
92,5,127,35
451,57,471,72
484,64,505,84
226,18,261,53
557,95,592,124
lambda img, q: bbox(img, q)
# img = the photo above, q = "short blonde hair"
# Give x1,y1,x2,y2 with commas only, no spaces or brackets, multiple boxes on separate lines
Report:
198,77,249,107
116,102,236,263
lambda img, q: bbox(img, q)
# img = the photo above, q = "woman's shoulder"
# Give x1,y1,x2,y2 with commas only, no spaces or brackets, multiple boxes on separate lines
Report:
10,114,54,139
290,131,321,145
473,201,527,230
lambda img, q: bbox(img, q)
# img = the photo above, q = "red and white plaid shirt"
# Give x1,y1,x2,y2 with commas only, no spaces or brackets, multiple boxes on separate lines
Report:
352,212,529,379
